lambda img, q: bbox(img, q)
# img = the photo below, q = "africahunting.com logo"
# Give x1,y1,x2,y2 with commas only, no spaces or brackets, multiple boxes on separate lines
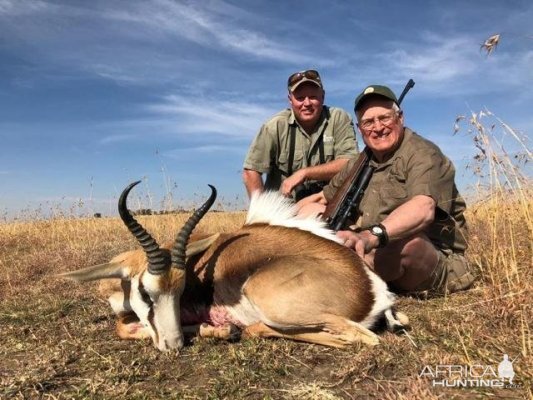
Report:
419,354,522,388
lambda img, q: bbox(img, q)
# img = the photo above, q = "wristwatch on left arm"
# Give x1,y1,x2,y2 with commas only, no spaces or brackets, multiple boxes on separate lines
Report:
367,223,389,248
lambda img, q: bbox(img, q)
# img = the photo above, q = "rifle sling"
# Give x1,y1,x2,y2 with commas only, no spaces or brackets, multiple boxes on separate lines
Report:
287,124,296,177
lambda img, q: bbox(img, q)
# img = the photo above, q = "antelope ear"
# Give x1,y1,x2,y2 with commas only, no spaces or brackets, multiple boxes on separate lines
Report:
57,262,126,282
186,233,220,257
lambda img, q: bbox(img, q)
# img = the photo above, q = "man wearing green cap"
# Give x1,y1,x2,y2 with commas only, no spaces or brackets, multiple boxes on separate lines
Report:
243,70,358,200
298,84,475,296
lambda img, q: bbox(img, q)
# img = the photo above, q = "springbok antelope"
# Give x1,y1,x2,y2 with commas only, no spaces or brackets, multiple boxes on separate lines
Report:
61,181,408,351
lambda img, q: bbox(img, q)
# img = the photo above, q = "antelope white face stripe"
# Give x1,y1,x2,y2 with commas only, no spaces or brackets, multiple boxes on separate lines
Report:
129,276,157,343
152,293,184,351
132,271,185,351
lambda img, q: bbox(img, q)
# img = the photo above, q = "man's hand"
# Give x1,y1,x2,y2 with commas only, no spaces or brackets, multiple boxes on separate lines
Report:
280,169,307,197
336,229,379,258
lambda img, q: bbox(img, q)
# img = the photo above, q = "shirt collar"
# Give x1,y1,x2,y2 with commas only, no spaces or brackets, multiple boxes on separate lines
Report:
288,105,329,127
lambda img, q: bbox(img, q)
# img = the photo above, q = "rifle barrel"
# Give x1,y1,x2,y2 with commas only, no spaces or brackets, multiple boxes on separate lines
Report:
397,79,415,105
326,79,415,231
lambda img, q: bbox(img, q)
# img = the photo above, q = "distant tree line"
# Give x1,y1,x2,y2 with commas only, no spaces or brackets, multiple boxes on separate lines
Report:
93,208,221,218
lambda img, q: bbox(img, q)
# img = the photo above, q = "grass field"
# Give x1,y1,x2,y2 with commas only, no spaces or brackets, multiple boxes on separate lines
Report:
1,114,531,399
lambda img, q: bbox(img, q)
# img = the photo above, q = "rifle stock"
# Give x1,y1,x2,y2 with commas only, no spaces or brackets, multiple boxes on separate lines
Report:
323,79,415,231
322,147,371,230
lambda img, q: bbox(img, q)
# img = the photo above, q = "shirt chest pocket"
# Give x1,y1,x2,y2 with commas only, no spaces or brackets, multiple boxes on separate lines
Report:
379,174,408,200
277,150,304,176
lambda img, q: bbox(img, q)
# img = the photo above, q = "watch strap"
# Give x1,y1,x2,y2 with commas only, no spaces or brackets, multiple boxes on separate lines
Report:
371,223,389,248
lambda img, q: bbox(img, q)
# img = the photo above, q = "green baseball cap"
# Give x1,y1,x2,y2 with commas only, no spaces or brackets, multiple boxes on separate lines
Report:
354,85,398,111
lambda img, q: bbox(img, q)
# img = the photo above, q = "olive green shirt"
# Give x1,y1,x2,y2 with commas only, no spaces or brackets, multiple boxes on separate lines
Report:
324,128,468,253
243,106,358,190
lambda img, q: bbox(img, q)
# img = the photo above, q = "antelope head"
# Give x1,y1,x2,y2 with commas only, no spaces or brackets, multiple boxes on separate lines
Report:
60,181,217,352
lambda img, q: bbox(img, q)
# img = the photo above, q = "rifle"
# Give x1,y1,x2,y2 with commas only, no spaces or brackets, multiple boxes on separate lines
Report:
323,79,415,231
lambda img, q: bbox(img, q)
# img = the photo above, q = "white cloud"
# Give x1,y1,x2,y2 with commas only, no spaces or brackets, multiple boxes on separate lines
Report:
145,94,277,137
0,0,316,89
163,144,245,159
93,94,278,145
102,0,313,63
99,133,140,145
386,33,477,83
90,64,143,84
0,0,48,15
350,32,533,99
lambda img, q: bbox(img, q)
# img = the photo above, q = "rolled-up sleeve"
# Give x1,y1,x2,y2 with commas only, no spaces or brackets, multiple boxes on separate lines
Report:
243,124,277,173
332,110,358,158
406,149,456,215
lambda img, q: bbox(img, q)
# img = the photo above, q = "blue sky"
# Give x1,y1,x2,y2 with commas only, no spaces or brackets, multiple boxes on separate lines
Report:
1,0,532,218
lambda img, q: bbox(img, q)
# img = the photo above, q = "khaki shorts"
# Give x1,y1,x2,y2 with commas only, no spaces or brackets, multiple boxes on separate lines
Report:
408,250,476,296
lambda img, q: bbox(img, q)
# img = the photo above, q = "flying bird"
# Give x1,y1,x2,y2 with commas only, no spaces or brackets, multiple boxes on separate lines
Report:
481,34,500,56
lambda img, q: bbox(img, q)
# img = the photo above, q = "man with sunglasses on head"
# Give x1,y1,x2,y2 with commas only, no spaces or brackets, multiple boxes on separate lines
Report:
298,85,476,296
243,70,358,201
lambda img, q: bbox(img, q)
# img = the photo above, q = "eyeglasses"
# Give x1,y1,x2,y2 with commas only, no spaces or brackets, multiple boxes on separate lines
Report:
287,69,321,88
358,111,401,130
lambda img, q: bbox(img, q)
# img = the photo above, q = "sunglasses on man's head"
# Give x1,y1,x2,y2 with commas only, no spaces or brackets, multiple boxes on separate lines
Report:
287,70,321,88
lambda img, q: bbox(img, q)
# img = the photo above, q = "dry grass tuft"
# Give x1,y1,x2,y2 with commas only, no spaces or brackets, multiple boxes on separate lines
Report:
0,112,531,398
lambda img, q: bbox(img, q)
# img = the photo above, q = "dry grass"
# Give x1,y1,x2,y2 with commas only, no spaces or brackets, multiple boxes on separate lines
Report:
1,113,531,399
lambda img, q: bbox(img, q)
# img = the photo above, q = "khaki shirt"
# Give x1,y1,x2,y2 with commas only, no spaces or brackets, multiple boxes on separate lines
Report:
243,106,358,190
324,128,468,253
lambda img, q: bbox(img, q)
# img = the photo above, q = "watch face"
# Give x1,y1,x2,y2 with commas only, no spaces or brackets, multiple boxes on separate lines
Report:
369,224,387,248
371,226,383,235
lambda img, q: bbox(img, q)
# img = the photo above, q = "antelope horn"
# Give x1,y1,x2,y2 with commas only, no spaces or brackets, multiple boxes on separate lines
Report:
118,180,169,275
172,185,217,269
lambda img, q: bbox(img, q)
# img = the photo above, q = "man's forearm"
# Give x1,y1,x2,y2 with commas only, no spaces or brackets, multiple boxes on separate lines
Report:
381,195,436,241
300,158,350,182
335,195,435,258
242,169,264,198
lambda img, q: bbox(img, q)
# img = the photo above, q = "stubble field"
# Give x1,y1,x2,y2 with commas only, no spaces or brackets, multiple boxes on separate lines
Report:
0,186,531,399
1,113,531,399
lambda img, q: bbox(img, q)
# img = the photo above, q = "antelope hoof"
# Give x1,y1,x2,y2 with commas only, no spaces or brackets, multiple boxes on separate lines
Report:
396,311,410,328
199,323,242,341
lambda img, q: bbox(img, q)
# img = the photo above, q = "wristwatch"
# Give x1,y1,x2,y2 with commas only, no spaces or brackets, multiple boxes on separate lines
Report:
368,224,389,248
